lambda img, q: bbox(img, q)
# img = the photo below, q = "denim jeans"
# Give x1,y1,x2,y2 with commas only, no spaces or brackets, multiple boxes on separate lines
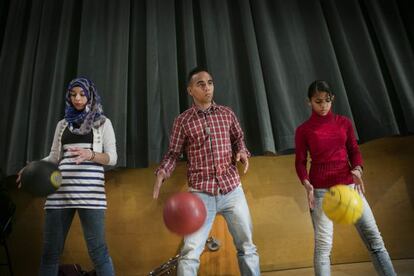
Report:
311,185,396,276
177,185,260,276
39,208,114,276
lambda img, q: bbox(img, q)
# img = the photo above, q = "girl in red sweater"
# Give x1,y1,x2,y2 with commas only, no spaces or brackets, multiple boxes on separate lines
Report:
295,80,396,276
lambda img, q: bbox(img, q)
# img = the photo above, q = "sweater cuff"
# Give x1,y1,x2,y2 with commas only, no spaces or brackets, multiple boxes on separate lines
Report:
352,165,363,175
300,176,310,185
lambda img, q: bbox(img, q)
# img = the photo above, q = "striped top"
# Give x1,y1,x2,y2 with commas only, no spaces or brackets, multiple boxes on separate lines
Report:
45,143,106,209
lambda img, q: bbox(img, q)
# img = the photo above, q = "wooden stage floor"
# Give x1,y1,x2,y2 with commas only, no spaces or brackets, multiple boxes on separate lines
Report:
262,259,414,276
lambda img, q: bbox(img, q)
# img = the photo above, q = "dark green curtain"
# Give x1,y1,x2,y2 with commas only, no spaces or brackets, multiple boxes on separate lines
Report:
0,0,413,175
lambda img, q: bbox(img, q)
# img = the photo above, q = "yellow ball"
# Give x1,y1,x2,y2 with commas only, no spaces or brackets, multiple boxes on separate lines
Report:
322,185,364,224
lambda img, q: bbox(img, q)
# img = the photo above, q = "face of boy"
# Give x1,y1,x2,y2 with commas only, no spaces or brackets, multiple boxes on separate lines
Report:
187,71,214,108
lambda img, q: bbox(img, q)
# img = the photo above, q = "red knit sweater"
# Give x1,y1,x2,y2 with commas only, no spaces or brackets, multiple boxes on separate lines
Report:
295,110,363,189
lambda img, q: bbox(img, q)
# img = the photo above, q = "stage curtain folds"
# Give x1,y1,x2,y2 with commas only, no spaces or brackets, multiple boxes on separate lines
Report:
0,0,413,174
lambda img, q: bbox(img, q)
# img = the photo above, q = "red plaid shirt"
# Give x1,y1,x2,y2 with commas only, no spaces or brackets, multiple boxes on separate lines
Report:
157,103,250,195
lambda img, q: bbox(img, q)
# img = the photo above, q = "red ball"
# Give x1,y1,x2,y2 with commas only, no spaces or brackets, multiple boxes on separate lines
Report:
163,192,207,236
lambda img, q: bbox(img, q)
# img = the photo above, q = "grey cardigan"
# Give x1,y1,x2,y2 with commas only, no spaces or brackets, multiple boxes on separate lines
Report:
43,119,117,166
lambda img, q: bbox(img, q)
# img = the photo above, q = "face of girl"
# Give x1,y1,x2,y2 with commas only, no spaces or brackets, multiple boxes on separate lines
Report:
310,91,334,116
69,86,88,111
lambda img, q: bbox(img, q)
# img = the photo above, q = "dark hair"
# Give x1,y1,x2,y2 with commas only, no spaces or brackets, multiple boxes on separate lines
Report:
187,66,210,85
307,80,334,99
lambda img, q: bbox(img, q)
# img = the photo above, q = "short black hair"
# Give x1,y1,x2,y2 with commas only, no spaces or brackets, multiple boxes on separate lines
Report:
307,80,334,99
187,66,210,85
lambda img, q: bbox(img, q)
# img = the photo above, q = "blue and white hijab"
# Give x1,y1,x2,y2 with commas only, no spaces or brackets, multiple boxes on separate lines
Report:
64,78,106,135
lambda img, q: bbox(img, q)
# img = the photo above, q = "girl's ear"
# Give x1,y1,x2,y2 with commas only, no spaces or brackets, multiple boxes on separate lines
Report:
306,98,311,106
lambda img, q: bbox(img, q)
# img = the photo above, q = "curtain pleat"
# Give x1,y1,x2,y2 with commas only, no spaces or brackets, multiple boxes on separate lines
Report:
0,0,413,175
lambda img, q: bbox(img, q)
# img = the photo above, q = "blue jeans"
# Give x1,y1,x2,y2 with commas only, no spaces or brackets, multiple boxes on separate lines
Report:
177,185,260,276
39,208,114,276
311,185,396,276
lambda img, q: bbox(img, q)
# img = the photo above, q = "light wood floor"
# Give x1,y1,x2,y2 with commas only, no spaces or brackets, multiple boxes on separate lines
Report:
262,259,414,276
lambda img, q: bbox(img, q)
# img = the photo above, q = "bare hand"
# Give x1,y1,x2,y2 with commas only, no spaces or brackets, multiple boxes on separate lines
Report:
351,169,365,194
153,169,166,199
68,147,93,164
236,151,249,174
303,179,314,210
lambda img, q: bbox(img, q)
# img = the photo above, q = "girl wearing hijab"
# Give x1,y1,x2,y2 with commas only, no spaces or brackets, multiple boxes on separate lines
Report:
19,78,117,275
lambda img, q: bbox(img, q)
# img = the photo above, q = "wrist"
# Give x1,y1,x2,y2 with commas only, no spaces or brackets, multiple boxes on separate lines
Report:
89,150,96,161
303,181,313,192
302,179,311,187
157,169,166,178
353,166,363,175
238,149,250,158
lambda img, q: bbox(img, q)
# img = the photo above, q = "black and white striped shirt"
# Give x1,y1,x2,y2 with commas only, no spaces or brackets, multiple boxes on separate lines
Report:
45,129,107,209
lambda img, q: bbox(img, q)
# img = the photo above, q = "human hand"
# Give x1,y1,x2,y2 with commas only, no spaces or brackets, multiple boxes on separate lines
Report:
236,151,249,174
153,169,166,199
68,147,94,164
303,179,314,210
351,169,365,194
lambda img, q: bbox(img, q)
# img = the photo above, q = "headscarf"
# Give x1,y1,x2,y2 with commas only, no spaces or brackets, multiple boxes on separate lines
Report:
64,77,106,135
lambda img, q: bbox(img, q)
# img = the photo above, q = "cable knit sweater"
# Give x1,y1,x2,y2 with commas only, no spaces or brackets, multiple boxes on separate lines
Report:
295,110,363,189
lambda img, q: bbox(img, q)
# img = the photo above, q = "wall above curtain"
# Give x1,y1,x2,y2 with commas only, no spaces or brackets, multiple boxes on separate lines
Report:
0,0,413,175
